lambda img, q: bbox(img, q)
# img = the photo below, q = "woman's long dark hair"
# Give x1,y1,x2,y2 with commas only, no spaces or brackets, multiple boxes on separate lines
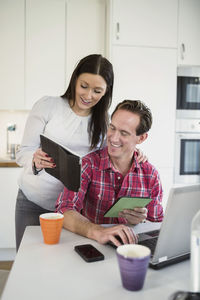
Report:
61,54,114,149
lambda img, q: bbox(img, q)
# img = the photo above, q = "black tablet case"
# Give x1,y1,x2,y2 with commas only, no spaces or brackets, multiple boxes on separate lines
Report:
40,135,81,192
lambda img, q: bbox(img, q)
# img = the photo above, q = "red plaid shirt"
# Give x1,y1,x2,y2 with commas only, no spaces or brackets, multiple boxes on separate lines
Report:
55,147,163,224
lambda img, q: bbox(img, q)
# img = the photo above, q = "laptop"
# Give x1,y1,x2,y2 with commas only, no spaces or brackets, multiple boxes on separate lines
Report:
108,184,200,269
138,184,200,269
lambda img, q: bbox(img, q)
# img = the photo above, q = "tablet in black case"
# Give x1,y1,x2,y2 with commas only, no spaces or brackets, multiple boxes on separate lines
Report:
40,134,81,192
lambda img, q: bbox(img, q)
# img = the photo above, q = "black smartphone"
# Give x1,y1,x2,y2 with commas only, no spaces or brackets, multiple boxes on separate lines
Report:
74,244,104,263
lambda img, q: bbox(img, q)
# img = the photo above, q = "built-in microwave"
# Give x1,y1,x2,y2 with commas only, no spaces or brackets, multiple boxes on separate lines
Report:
177,66,200,119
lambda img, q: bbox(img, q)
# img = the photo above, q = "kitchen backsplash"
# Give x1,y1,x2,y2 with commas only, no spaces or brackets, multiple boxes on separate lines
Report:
0,110,29,158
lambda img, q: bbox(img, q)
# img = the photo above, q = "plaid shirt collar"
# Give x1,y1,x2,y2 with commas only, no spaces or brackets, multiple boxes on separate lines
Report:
99,147,140,173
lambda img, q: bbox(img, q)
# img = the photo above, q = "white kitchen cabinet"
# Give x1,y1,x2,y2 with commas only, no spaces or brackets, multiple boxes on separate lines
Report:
0,168,21,249
0,0,106,110
110,46,177,170
111,0,178,48
0,0,25,110
25,0,66,109
65,0,106,85
178,0,200,66
26,0,106,109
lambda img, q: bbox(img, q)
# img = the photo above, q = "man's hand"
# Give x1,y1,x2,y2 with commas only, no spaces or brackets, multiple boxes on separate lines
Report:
91,224,138,247
118,207,148,225
62,210,138,248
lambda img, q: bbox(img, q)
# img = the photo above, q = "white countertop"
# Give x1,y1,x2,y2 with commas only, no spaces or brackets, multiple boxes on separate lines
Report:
2,224,190,300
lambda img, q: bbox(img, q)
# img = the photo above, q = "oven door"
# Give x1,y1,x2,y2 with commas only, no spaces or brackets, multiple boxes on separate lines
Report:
175,133,200,184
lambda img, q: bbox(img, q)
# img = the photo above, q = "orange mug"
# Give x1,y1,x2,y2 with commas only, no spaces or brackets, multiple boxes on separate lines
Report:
39,213,64,245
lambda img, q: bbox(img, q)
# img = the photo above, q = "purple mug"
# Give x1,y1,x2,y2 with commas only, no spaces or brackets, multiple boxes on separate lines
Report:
116,244,151,291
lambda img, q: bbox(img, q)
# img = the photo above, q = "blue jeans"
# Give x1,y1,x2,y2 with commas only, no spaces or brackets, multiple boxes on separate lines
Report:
15,189,52,251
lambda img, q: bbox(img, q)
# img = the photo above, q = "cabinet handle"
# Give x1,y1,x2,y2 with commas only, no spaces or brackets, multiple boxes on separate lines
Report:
181,43,185,60
116,22,120,40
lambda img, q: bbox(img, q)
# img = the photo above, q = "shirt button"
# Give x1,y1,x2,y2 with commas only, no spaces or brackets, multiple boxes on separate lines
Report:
118,176,121,180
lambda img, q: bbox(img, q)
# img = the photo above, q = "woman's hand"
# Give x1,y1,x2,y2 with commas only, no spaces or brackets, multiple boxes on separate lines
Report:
33,148,56,169
136,148,148,163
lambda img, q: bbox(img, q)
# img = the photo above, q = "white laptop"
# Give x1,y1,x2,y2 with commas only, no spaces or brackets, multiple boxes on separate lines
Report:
138,184,200,269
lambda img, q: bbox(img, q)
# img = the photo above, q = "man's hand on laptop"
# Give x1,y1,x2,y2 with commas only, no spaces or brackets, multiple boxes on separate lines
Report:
118,207,148,225
91,224,138,247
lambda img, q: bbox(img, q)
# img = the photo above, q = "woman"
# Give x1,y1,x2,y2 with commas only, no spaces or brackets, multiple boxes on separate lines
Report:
15,54,146,250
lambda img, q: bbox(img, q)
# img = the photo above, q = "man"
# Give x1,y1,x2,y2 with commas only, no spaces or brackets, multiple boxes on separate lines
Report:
56,100,163,247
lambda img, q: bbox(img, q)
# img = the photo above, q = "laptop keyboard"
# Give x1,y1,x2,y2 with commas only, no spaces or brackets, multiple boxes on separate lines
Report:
107,230,159,254
138,230,160,239
138,236,158,255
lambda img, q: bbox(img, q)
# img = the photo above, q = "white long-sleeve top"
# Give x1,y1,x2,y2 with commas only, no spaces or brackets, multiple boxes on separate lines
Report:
16,96,93,210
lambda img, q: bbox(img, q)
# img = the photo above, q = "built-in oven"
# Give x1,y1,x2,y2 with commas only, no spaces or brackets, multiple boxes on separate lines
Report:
174,119,200,184
177,66,200,119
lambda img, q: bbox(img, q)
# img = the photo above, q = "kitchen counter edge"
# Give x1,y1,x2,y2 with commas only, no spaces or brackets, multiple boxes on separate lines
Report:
0,161,20,168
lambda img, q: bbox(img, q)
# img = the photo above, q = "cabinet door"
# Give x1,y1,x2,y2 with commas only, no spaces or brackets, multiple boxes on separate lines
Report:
25,0,106,109
25,0,66,109
178,0,200,66
112,0,178,48
0,0,106,110
0,0,25,109
110,46,177,169
65,0,106,85
0,168,21,248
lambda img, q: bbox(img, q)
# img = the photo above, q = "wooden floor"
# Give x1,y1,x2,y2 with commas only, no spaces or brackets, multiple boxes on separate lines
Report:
0,261,14,298
0,261,13,271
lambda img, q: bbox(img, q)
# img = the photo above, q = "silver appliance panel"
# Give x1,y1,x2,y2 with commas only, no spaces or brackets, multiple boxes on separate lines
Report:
176,110,200,119
178,66,200,77
174,119,200,184
176,119,200,133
